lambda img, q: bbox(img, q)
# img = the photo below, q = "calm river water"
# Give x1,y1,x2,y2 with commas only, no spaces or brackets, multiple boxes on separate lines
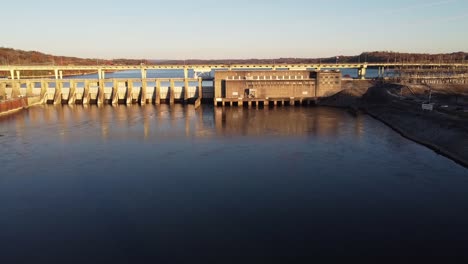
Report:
0,105,467,262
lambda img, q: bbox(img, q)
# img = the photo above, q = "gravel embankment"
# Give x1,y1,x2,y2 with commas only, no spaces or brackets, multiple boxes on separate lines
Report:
319,81,468,167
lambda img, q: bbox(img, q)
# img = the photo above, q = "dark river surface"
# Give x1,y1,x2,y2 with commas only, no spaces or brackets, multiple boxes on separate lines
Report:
0,105,467,262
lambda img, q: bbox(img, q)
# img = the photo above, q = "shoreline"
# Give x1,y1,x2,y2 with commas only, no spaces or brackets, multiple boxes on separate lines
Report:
365,109,468,168
0,106,26,117
318,81,468,169
324,104,468,168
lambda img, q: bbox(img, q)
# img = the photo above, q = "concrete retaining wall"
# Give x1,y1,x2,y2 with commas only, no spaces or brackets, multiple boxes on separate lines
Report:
0,98,28,115
0,96,42,115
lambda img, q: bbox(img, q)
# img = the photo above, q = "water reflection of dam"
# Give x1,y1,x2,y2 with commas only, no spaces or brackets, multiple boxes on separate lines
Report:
214,107,364,138
7,104,365,141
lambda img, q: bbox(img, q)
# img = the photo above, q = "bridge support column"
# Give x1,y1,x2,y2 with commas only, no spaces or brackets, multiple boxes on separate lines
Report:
53,81,62,104
155,80,161,105
0,82,6,100
183,78,189,104
16,71,21,80
11,81,21,98
68,80,76,105
62,81,70,103
140,69,147,79
140,80,147,105
358,66,367,80
97,68,103,80
40,81,47,103
126,81,133,105
59,71,63,79
10,70,15,80
169,79,175,105
83,81,90,105
112,80,119,105
97,79,104,105
183,67,189,79
54,69,59,79
198,78,203,101
26,81,35,97
377,67,385,78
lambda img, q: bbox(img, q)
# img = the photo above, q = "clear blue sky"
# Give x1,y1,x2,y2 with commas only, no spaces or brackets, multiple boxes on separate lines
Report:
3,0,467,59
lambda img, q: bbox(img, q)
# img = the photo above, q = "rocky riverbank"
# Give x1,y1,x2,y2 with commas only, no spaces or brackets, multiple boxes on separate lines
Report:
319,80,468,168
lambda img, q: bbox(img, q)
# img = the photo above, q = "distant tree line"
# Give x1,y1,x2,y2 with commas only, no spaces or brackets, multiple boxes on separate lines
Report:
1,47,467,70
0,47,147,66
157,52,468,65
0,47,147,77
333,51,468,64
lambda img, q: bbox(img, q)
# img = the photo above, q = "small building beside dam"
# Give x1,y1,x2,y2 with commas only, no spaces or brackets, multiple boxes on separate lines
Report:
214,70,342,106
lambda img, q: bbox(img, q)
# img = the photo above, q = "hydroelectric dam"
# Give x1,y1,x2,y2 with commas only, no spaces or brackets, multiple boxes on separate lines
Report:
1,62,467,113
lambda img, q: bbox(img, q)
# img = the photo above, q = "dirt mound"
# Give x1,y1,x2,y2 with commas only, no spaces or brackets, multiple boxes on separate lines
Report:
319,80,373,108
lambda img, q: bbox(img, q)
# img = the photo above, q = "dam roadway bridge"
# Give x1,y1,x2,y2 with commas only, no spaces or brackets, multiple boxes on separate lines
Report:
0,72,368,108
0,63,467,108
2,62,468,80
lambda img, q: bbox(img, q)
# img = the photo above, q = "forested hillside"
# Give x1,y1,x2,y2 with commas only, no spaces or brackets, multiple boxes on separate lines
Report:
0,48,145,66
1,47,466,66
